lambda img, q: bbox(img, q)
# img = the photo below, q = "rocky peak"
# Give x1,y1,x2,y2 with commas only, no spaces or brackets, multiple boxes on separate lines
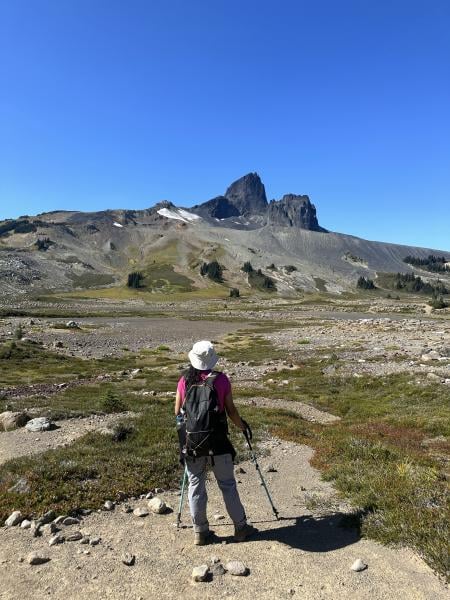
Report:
268,194,327,231
224,172,268,216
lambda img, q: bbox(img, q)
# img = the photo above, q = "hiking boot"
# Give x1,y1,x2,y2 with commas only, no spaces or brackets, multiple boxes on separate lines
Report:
194,531,211,546
233,523,257,543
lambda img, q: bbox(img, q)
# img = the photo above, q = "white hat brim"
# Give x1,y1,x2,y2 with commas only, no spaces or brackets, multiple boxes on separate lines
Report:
188,348,218,371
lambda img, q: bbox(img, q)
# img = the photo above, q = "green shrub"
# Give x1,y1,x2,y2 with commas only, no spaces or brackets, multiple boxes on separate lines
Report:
127,272,143,288
429,295,448,309
241,261,254,273
200,260,223,282
111,422,134,442
357,276,376,290
101,390,127,413
285,265,297,273
229,288,240,298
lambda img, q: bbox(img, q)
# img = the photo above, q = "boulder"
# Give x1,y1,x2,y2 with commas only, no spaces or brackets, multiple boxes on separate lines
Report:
225,560,249,576
5,511,23,527
133,507,149,518
27,552,50,565
192,564,209,582
148,497,166,514
0,411,30,431
25,417,53,432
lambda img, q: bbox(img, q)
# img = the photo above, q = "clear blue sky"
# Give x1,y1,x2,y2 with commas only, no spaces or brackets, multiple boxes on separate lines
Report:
1,1,449,250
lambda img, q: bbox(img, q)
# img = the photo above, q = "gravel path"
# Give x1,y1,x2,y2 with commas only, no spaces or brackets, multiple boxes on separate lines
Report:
236,396,341,424
0,438,447,599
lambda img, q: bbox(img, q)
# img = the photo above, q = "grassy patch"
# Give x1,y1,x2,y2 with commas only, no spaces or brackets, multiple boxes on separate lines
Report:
68,273,115,288
218,333,285,364
0,402,180,521
0,340,181,389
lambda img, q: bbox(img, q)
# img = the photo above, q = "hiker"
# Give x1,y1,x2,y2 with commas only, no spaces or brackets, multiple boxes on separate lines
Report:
175,340,256,545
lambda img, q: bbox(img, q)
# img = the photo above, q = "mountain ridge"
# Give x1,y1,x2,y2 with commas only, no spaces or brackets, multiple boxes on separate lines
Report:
0,172,448,299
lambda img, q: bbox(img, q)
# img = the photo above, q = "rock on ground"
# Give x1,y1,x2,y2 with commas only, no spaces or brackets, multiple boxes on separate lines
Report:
192,565,209,582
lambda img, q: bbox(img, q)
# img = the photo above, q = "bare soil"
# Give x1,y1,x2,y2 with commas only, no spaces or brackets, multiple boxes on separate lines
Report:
0,439,447,600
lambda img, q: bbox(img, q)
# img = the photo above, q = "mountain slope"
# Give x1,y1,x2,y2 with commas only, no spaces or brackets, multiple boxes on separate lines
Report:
0,174,448,298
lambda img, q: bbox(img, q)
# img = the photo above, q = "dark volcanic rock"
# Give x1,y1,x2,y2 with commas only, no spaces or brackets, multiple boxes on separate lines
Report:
224,173,268,216
268,194,327,231
192,196,240,219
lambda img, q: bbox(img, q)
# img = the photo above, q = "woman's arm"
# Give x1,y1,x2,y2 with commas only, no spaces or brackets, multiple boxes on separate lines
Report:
175,390,182,416
224,391,245,430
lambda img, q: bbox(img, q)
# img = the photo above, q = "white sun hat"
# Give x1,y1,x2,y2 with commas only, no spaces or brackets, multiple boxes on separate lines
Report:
188,340,218,371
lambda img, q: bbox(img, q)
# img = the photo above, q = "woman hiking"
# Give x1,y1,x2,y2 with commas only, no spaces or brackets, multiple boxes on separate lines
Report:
175,340,256,545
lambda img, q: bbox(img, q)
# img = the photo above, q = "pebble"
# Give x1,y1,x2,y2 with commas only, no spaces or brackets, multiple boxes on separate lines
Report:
122,553,135,566
133,507,149,517
27,552,50,565
89,537,101,546
40,510,56,525
80,537,90,544
62,516,80,526
5,511,23,527
213,514,225,521
235,466,246,474
20,519,32,529
210,562,226,576
41,523,58,535
122,504,133,513
103,501,115,511
148,497,166,514
265,465,277,473
49,534,65,546
145,492,154,499
53,516,66,525
192,564,209,582
225,560,249,576
351,558,367,572
66,531,83,542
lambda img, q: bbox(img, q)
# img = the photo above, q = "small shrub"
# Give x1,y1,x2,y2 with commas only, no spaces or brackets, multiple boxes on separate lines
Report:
101,389,127,413
229,288,240,298
285,265,297,273
429,295,448,309
241,261,254,273
267,263,276,270
14,325,23,340
111,422,134,442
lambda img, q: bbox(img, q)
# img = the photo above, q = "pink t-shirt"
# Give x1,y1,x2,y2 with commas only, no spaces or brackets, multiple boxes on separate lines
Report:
177,371,231,412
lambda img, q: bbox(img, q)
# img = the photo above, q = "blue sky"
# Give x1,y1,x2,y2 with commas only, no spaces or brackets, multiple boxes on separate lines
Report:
1,1,449,250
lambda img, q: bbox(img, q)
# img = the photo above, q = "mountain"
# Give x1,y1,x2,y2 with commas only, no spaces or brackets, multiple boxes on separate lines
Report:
0,173,448,299
192,173,325,231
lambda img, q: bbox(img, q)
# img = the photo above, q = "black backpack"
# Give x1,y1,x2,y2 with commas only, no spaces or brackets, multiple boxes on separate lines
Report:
183,372,230,458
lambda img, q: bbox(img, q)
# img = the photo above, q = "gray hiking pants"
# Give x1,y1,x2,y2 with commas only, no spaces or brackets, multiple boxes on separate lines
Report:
185,454,247,533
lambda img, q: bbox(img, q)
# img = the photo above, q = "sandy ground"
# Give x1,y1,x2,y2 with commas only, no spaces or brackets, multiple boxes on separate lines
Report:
0,438,447,600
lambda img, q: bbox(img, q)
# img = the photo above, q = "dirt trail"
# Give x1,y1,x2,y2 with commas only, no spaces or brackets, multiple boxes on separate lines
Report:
0,438,446,600
0,413,136,465
236,397,341,424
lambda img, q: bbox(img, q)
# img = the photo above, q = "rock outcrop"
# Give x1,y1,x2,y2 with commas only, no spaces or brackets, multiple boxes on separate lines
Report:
224,172,268,216
268,194,327,231
192,196,240,219
192,173,326,230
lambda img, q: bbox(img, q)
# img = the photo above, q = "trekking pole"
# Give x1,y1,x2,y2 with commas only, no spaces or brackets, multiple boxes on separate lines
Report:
176,464,188,528
242,421,279,520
